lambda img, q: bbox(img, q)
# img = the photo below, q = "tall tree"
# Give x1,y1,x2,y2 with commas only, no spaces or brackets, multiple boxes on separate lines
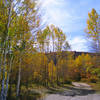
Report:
86,8,100,53
0,0,13,99
85,8,100,67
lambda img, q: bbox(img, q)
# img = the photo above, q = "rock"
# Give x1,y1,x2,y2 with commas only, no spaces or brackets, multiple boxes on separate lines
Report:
62,91,76,96
72,82,92,90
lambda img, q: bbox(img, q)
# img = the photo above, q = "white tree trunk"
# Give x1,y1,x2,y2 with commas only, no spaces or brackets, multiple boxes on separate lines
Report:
16,57,21,97
4,56,13,100
0,52,3,82
0,43,7,100
0,0,12,99
53,40,54,52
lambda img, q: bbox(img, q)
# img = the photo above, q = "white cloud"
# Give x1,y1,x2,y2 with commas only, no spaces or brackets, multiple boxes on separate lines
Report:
39,0,65,7
68,36,88,52
39,0,87,33
38,0,98,52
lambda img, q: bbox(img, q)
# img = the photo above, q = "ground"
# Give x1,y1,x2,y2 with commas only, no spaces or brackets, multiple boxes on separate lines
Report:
41,82,100,100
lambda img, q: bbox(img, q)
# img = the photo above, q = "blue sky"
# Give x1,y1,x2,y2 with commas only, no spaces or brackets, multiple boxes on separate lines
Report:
39,0,100,52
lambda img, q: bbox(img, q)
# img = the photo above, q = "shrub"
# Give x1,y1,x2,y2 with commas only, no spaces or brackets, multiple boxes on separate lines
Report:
81,78,88,82
64,79,72,84
89,76,98,83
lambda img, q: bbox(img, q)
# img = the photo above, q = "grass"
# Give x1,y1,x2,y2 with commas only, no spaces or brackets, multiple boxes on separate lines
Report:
46,84,73,94
6,84,43,100
5,82,100,100
88,82,100,94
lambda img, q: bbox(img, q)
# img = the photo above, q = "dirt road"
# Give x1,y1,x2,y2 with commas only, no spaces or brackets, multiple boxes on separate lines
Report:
43,82,100,100
44,94,100,100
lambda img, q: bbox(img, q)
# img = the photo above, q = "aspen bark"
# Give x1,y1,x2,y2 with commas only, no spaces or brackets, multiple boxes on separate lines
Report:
4,56,13,100
0,1,12,99
16,57,21,97
0,42,7,100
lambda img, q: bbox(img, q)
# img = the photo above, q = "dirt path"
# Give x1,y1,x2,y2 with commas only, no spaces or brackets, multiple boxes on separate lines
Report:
44,94,100,100
43,82,100,100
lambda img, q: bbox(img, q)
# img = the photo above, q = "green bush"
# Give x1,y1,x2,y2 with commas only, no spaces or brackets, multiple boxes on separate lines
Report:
64,79,72,84
89,76,98,83
81,78,88,82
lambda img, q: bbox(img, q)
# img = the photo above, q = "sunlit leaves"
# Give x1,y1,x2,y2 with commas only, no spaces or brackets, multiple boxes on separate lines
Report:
48,60,56,83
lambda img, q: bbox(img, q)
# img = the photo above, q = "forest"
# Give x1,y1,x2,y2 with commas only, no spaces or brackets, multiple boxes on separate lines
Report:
0,0,100,100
